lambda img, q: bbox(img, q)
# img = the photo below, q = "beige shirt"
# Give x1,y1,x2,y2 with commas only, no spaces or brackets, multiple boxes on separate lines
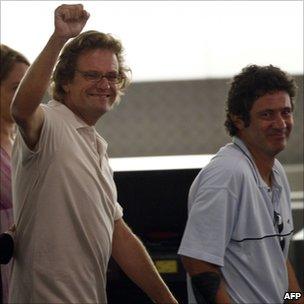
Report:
10,100,123,303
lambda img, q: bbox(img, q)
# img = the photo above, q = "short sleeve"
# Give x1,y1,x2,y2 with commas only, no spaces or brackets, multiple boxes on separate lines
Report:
13,105,62,164
178,182,238,267
114,202,123,220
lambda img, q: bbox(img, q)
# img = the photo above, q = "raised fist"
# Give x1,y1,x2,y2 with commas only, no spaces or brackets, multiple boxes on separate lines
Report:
54,4,90,39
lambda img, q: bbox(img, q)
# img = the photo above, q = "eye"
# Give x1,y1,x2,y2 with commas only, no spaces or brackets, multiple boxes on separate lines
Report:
281,108,292,116
260,111,272,119
106,73,120,82
83,71,100,80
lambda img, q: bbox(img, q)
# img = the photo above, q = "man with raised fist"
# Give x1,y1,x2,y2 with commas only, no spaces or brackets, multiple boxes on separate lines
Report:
10,4,178,304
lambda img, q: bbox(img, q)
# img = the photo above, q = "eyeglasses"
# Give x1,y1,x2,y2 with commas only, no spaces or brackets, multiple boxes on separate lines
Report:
75,70,124,84
274,211,285,251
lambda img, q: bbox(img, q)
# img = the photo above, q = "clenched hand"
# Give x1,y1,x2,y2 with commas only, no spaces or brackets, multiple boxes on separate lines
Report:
54,4,90,40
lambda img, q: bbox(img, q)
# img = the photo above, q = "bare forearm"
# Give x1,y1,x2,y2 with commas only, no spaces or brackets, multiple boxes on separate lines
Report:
121,238,175,303
112,220,178,303
181,256,231,304
10,5,89,149
191,271,231,304
215,281,231,304
286,259,303,303
11,34,67,120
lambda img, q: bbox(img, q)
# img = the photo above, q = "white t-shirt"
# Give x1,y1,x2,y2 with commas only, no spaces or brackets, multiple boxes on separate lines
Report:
10,100,123,303
178,137,294,304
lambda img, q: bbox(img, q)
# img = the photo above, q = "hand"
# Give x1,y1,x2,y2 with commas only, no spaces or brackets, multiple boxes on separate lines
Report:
54,4,90,40
8,224,16,233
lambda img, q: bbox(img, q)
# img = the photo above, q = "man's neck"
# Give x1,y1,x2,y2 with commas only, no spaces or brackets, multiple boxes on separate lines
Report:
63,99,98,126
246,147,274,188
235,135,276,187
254,157,274,187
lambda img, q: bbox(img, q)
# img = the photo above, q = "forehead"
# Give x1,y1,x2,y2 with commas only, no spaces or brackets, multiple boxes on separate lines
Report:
251,91,292,112
76,49,119,71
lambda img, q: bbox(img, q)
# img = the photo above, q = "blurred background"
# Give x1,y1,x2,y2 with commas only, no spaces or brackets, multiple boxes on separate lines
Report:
1,1,303,302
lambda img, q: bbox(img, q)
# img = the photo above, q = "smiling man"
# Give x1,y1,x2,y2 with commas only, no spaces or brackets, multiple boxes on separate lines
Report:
9,4,178,304
178,65,302,303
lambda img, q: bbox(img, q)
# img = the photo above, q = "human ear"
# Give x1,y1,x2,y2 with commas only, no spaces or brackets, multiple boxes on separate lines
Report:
62,83,70,93
231,114,245,130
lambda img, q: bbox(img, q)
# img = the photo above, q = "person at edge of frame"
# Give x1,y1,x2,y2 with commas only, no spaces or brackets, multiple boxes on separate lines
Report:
0,44,30,304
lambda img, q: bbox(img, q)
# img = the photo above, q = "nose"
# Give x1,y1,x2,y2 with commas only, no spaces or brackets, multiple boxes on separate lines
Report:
96,76,110,89
273,114,287,129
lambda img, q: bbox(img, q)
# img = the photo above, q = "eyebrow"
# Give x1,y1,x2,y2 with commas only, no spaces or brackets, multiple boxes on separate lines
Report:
80,69,119,73
257,107,292,113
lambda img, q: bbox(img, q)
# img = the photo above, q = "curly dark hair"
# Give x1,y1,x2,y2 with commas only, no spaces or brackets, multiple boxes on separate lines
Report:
224,64,297,136
50,30,131,104
1,44,30,83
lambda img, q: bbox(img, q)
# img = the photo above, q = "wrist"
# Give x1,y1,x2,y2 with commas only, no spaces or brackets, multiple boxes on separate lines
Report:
154,290,178,304
50,32,69,45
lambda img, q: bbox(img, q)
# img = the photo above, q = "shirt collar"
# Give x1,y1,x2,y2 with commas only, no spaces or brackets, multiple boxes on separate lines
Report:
48,100,108,150
232,136,254,162
232,136,280,172
48,99,91,130
232,136,280,189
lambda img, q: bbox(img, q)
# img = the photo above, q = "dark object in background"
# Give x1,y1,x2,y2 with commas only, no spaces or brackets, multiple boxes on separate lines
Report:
107,168,200,303
0,233,14,264
0,232,14,304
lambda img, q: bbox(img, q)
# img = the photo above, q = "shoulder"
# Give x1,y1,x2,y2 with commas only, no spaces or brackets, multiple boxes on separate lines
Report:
273,159,290,187
273,159,286,174
190,144,253,199
41,100,64,119
198,143,251,181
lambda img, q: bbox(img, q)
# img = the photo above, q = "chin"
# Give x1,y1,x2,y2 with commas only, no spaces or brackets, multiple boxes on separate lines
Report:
269,145,285,156
269,136,288,147
96,105,111,116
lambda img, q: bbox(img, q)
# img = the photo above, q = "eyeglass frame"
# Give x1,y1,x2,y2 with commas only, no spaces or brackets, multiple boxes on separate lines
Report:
75,69,125,85
274,211,285,251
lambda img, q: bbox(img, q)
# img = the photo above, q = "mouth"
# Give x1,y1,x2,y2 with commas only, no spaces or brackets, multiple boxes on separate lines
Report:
88,93,111,98
269,133,287,141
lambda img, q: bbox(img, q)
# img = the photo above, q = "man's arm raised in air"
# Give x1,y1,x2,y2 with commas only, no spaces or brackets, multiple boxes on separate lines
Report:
10,4,89,150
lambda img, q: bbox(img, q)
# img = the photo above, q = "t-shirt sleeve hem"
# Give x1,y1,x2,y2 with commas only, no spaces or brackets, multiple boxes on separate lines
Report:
15,105,50,160
114,202,123,220
178,246,224,267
